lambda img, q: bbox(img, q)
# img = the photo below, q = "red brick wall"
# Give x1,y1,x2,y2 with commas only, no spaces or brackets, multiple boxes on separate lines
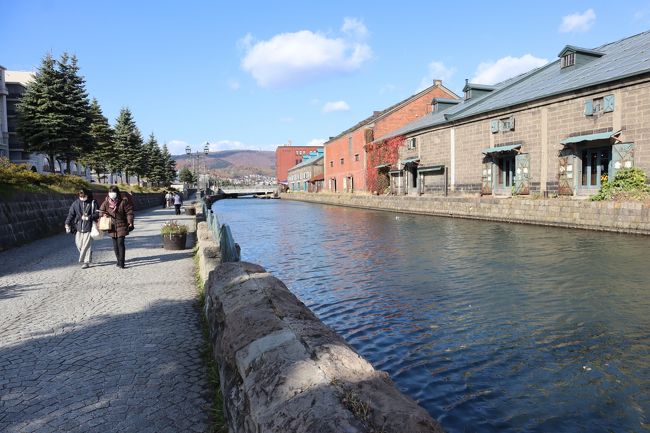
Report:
373,86,455,139
324,129,367,192
275,146,321,183
324,83,458,192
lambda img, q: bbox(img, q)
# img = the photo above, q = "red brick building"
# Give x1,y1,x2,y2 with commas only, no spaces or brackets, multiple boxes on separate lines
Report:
275,145,322,184
324,80,458,193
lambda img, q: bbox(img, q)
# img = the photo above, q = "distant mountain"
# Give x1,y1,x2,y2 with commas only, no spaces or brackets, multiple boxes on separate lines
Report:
173,150,275,178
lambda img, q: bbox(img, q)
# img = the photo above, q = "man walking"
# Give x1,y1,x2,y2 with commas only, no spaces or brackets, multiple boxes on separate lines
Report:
173,192,183,215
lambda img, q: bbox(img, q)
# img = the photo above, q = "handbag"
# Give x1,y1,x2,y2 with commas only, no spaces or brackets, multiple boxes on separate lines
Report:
98,214,112,231
90,222,103,239
90,202,104,239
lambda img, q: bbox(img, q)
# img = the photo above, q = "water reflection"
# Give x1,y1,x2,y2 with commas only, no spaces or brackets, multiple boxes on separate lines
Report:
215,198,650,433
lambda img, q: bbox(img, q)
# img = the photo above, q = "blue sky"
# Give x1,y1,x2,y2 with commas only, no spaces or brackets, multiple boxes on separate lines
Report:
3,0,650,155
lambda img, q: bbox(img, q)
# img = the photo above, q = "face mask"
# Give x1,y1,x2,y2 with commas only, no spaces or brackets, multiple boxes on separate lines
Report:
79,196,87,201
108,192,117,199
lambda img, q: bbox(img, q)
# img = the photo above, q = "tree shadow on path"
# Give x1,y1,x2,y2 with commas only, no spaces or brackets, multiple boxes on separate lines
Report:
0,299,212,433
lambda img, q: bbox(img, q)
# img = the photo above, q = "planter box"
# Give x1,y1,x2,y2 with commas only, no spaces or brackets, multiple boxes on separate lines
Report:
162,233,187,250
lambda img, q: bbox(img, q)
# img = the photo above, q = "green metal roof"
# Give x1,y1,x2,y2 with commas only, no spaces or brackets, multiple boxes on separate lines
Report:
375,163,391,169
560,131,613,144
401,157,420,164
418,165,444,172
481,144,521,154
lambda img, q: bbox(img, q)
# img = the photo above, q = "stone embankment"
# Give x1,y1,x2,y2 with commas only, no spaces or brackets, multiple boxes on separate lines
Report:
0,191,165,250
195,210,444,433
283,192,650,235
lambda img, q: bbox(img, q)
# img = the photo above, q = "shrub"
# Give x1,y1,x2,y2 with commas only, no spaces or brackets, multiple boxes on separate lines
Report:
0,157,42,186
0,157,93,193
161,220,188,235
591,167,650,201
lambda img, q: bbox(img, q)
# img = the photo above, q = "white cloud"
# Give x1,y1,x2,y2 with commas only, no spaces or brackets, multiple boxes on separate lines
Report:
341,17,369,39
167,140,190,156
240,19,372,88
307,138,326,147
322,100,350,113
559,9,596,33
168,139,255,155
228,79,240,90
418,61,456,91
471,54,548,85
207,140,248,152
280,117,295,123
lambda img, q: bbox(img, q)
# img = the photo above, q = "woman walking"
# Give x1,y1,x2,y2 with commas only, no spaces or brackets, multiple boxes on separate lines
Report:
65,188,99,269
99,186,134,268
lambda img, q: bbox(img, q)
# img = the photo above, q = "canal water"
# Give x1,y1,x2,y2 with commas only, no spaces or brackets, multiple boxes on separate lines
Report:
213,198,649,433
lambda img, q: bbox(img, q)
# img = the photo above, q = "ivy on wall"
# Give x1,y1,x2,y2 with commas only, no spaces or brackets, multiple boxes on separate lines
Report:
365,136,404,194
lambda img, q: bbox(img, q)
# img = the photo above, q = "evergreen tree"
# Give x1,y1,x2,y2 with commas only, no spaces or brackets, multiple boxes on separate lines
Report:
143,133,165,186
161,144,176,186
16,53,92,174
131,128,146,185
83,98,114,182
16,54,65,173
178,166,196,184
57,53,92,173
113,107,144,184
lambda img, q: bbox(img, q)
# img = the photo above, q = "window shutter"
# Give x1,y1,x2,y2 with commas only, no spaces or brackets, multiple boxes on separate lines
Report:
611,143,635,179
603,95,615,113
514,153,530,195
490,120,499,133
584,100,593,116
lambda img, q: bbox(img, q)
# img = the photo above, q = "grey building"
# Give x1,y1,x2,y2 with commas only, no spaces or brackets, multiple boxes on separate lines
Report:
0,66,8,157
288,153,324,192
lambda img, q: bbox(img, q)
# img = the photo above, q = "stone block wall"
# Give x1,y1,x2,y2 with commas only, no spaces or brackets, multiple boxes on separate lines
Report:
202,261,444,433
283,192,650,235
0,191,166,251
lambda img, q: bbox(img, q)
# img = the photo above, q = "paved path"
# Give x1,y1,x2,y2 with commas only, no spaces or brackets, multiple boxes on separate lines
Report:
0,206,210,433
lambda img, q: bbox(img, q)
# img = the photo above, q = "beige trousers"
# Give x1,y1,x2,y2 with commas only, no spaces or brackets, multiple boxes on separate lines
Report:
75,231,93,263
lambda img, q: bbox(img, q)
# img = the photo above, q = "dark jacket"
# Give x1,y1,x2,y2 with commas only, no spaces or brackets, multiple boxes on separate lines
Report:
99,196,134,238
65,199,99,234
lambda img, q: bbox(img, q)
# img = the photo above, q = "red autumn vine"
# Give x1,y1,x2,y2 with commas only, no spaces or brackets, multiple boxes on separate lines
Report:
365,135,404,194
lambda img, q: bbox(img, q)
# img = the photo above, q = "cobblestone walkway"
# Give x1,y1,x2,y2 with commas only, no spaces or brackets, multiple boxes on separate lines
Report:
0,206,210,433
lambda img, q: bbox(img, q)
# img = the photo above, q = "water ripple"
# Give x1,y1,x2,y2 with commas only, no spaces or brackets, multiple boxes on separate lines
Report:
215,199,650,433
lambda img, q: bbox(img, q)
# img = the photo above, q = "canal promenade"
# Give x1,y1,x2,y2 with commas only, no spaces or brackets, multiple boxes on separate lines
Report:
0,206,210,433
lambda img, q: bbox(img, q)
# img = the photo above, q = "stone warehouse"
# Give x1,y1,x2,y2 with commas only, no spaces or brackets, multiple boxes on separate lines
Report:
376,31,650,198
287,149,324,192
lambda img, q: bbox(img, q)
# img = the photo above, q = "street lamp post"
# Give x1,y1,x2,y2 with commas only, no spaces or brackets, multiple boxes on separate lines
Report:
203,142,210,194
184,143,211,196
184,145,195,188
